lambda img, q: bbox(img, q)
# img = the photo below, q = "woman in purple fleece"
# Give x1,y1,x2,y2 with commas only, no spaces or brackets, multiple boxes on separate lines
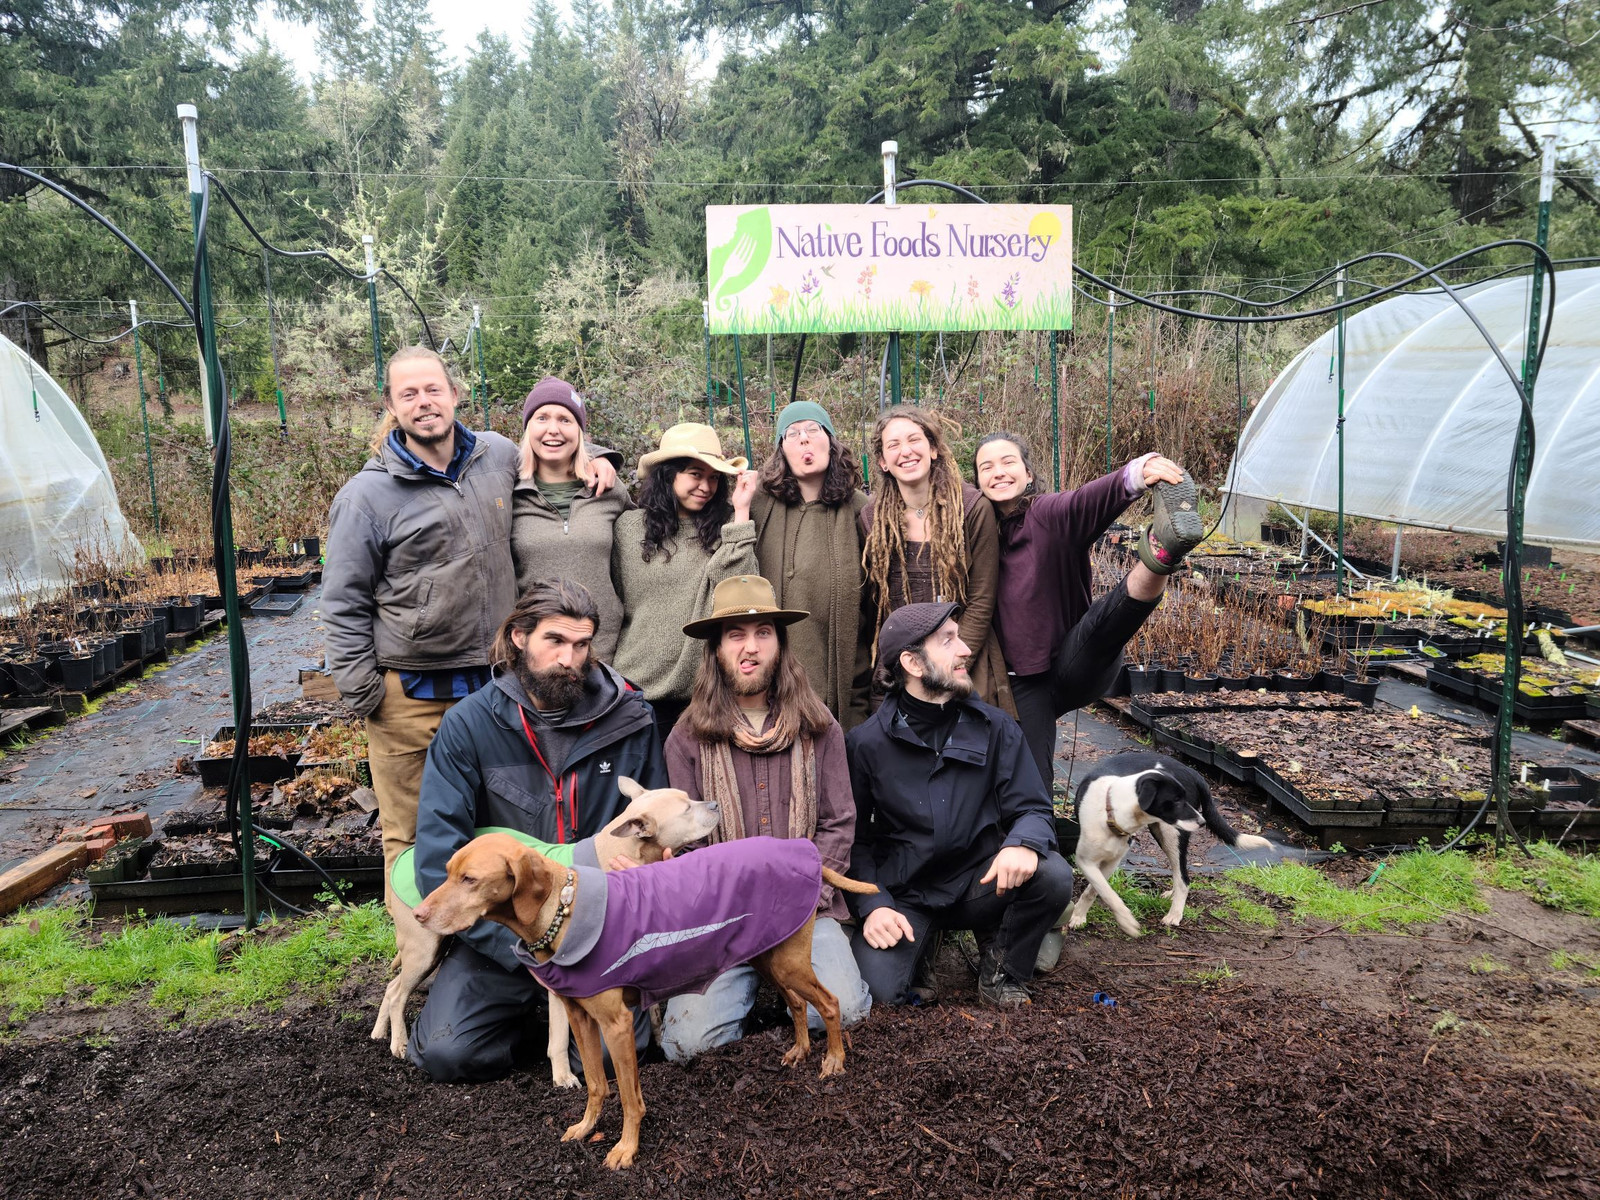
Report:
973,433,1202,788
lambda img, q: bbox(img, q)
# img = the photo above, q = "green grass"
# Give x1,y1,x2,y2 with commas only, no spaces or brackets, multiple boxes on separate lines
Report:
1222,850,1486,932
1189,961,1237,986
711,283,1075,336
1080,870,1173,931
1199,880,1280,928
0,902,395,1028
1481,842,1600,918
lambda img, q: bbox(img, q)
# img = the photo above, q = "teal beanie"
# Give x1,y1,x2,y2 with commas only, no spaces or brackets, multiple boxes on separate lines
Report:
775,400,836,443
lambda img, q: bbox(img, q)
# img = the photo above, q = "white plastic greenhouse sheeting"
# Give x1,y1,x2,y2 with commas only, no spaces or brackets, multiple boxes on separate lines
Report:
1225,266,1600,549
0,332,140,602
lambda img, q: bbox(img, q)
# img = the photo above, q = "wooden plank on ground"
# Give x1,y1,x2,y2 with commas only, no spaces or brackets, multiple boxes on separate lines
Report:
1562,719,1600,750
1386,660,1430,684
0,706,53,737
0,843,88,917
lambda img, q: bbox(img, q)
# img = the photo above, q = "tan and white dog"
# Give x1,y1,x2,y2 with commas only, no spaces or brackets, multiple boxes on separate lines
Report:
370,777,720,1086
1068,752,1271,936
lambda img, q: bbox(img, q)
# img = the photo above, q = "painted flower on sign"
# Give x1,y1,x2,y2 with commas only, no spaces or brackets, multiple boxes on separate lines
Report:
799,270,821,301
856,264,877,299
998,273,1020,310
909,279,933,302
967,276,980,302
769,284,790,310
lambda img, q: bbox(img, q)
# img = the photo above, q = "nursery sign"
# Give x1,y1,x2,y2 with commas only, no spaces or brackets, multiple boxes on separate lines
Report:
705,204,1073,335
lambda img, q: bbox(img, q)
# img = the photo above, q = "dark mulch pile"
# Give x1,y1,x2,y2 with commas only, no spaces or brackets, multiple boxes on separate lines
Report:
4,964,1598,1200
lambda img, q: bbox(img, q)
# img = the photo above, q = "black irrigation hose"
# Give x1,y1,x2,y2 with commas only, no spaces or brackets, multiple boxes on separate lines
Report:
0,163,196,324
0,300,248,343
204,171,438,351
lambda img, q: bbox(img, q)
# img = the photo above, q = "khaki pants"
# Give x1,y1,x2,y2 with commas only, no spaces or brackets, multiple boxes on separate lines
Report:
366,670,458,876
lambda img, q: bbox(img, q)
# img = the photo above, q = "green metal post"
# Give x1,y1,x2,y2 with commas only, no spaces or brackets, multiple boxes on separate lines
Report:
1049,330,1060,492
733,333,752,462
262,250,286,436
1105,304,1116,473
888,334,901,408
1492,141,1555,846
1335,267,1347,596
767,333,777,417
179,103,256,927
152,327,170,418
472,305,490,430
702,302,715,423
130,300,160,531
363,234,382,391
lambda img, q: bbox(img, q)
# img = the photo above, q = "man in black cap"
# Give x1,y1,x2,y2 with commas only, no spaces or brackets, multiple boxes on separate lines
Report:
845,602,1074,1007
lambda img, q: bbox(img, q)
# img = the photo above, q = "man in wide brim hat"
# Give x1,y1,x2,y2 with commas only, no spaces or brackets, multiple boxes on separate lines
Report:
682,573,809,640
637,422,748,479
658,573,873,1062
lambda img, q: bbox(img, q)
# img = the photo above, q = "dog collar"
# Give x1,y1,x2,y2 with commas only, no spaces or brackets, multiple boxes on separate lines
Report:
1105,791,1135,840
525,869,577,953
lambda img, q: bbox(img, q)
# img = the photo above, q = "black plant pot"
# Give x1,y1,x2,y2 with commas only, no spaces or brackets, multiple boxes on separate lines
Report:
1126,666,1156,696
89,641,109,680
59,655,95,692
102,637,123,674
300,535,320,560
1312,668,1342,693
120,628,145,663
1218,674,1252,691
1158,668,1185,693
1272,671,1313,693
10,657,49,694
1184,673,1221,693
1343,676,1380,705
0,661,13,698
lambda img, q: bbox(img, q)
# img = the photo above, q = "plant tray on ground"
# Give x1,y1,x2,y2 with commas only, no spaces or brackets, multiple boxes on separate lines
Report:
196,722,318,788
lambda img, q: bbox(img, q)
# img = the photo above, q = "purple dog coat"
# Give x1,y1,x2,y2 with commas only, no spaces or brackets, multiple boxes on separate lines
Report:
512,837,823,1009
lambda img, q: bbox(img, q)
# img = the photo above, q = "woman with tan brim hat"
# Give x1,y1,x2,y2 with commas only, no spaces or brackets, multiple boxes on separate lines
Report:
611,423,761,740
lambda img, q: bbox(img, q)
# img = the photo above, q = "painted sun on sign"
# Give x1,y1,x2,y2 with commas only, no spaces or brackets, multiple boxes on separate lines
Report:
705,204,1073,335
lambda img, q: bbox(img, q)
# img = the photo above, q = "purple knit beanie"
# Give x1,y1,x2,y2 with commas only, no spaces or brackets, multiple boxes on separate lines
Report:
521,376,588,431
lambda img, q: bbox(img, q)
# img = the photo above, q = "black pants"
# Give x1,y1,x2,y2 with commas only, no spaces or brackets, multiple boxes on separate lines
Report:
850,850,1075,1005
1012,579,1162,788
407,939,650,1084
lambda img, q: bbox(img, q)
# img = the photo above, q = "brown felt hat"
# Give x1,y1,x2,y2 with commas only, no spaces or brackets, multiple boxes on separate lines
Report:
683,575,809,640
636,422,748,480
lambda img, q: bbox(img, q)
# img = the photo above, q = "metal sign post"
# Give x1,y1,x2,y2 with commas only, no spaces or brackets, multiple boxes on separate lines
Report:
178,102,257,927
129,300,160,530
1335,267,1347,596
363,234,382,391
882,141,901,408
472,304,489,429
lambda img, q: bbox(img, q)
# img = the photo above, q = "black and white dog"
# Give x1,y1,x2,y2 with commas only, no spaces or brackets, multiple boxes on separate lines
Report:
1067,752,1271,936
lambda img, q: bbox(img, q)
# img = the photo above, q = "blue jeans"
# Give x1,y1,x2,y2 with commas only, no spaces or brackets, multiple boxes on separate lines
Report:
659,917,872,1063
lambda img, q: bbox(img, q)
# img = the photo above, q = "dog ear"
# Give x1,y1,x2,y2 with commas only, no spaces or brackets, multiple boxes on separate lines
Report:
507,848,552,931
616,775,644,800
609,814,657,842
1134,773,1165,814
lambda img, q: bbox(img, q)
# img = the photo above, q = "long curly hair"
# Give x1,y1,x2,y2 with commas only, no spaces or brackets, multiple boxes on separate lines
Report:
757,430,862,507
863,406,969,643
638,458,733,563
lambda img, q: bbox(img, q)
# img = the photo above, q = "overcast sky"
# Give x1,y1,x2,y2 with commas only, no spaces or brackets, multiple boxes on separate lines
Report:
256,0,555,81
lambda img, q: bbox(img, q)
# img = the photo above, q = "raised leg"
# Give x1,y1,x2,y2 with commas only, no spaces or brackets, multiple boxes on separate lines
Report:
560,998,611,1146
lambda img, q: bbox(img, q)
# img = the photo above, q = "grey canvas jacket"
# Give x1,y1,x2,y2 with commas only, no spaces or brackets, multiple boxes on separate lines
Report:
323,427,520,716
510,478,631,663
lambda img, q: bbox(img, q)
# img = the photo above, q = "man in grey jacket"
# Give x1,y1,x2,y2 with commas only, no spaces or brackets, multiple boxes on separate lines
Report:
323,347,614,874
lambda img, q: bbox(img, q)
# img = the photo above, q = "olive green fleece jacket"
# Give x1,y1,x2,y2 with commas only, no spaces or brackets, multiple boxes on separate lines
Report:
610,512,759,704
510,478,632,663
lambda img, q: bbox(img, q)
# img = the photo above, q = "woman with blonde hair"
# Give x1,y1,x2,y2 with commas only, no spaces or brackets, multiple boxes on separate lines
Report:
509,377,627,660
859,405,1012,715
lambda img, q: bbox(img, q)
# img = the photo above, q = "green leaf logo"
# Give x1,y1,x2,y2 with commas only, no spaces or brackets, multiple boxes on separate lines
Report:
708,207,773,312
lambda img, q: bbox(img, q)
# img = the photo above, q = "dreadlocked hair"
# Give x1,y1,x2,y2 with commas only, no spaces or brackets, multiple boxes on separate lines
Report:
638,458,733,563
863,406,969,646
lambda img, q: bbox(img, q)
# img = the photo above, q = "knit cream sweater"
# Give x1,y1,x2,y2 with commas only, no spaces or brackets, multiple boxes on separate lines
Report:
610,512,758,703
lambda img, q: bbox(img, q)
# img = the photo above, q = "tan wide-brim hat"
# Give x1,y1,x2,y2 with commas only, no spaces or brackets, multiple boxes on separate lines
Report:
683,575,810,640
636,422,748,480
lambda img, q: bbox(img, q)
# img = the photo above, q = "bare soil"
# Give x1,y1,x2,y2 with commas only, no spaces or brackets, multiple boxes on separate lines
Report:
3,889,1598,1200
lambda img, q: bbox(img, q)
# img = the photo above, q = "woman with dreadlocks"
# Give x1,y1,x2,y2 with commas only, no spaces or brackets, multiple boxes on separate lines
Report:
859,406,1013,715
973,431,1202,787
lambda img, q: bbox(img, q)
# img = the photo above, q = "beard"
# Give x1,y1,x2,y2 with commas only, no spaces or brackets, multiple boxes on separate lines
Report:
402,414,453,448
718,646,777,697
918,658,972,701
516,659,588,711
